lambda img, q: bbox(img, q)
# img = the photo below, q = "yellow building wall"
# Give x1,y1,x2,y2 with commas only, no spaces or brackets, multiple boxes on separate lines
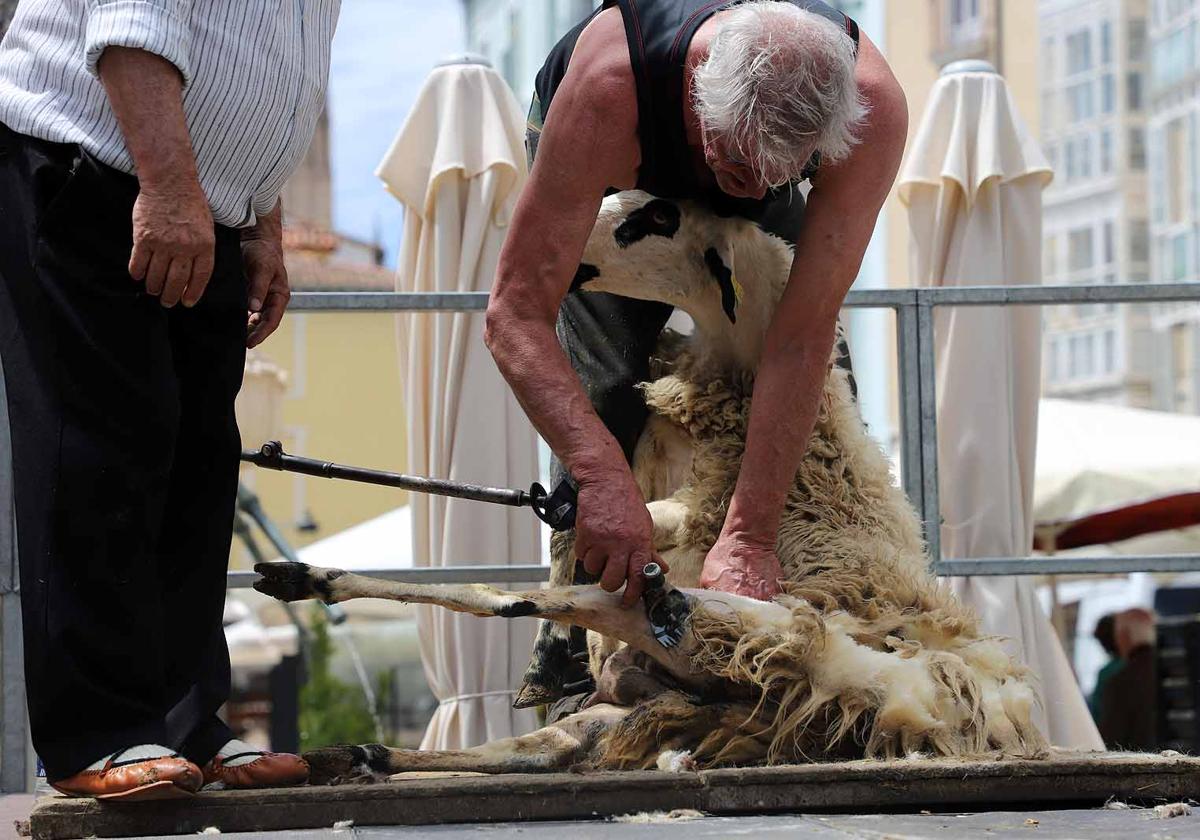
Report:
234,311,408,569
1000,1,1043,139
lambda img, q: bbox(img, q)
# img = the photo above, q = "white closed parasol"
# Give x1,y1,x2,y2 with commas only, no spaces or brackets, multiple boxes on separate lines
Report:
899,61,1103,751
377,55,540,749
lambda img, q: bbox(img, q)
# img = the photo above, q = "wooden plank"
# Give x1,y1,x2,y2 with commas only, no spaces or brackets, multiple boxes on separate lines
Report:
29,751,1200,840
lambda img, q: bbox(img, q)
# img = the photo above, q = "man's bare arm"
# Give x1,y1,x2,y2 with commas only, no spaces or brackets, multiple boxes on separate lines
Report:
702,33,909,594
98,47,215,307
485,41,656,605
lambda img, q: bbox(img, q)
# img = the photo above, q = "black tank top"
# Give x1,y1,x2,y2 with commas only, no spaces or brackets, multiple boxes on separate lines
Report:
530,0,859,235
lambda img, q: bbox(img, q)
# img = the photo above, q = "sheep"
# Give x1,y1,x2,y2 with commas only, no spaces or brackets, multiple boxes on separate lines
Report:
253,190,1047,783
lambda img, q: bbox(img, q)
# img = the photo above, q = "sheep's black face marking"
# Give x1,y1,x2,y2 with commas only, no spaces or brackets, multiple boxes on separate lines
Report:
613,199,681,248
570,263,600,292
704,247,738,324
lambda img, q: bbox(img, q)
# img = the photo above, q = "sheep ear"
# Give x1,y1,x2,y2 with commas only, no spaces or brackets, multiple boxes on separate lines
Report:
703,245,740,324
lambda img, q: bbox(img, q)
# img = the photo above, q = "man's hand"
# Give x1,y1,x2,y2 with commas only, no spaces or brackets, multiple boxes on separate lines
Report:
97,47,218,307
129,176,215,307
242,203,290,348
700,532,782,601
574,470,660,608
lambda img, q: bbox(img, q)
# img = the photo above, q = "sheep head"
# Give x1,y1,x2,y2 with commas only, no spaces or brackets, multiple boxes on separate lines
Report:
572,191,794,372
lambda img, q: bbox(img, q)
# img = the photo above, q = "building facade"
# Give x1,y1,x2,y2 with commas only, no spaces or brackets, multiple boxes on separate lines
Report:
1147,0,1200,413
1039,0,1154,407
464,0,595,106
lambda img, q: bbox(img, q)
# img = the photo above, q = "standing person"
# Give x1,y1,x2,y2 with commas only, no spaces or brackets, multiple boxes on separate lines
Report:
1089,614,1123,721
485,1,906,701
0,0,339,800
1097,608,1158,751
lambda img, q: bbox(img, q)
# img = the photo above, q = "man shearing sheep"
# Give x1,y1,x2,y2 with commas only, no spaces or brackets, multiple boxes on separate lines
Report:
485,0,907,614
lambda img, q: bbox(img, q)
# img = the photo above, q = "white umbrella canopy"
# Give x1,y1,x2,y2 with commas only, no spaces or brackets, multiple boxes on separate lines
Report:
1036,398,1200,519
899,65,1103,751
1034,398,1200,556
376,59,540,749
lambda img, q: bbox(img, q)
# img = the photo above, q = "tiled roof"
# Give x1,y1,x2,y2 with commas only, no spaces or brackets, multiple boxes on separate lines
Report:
284,251,395,291
282,222,341,254
281,222,394,291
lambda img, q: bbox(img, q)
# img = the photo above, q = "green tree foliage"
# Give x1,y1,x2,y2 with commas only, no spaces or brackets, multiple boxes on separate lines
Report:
298,605,379,751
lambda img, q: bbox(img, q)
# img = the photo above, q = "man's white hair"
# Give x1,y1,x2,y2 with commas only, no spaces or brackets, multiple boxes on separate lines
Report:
694,1,867,186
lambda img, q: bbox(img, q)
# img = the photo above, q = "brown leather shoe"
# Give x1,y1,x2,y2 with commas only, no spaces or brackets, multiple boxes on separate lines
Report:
52,752,203,801
202,751,309,790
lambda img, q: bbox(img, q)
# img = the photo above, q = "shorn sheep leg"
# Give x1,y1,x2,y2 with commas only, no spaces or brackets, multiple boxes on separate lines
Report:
252,561,700,680
304,704,630,784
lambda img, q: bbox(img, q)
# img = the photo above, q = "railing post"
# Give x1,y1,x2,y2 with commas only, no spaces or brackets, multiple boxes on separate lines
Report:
895,302,925,520
916,298,942,569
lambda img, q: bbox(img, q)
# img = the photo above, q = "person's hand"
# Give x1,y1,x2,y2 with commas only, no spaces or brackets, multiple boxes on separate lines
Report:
242,204,290,348
128,175,215,308
574,469,663,607
700,532,782,600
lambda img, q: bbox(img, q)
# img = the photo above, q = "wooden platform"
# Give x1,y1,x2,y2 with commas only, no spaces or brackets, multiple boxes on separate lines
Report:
27,751,1200,839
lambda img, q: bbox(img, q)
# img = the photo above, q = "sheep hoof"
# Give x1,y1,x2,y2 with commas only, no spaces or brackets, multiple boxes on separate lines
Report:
254,561,333,603
304,744,391,785
513,680,563,709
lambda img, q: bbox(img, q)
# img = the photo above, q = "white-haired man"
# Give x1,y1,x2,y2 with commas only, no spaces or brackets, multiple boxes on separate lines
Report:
486,1,907,619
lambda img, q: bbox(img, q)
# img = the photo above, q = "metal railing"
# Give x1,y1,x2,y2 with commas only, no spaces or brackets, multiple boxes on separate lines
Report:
278,281,1200,578
4,280,1200,792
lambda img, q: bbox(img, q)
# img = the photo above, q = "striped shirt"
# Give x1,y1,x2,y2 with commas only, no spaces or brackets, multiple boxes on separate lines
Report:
0,0,341,228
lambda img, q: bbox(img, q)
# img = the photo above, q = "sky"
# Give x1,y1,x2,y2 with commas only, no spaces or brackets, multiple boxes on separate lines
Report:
326,0,467,266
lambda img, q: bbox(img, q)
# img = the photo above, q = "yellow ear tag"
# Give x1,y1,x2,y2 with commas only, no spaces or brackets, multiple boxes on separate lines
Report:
731,271,744,306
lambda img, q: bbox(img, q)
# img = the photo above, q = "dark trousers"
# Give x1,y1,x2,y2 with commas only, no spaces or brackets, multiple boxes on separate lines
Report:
0,123,246,780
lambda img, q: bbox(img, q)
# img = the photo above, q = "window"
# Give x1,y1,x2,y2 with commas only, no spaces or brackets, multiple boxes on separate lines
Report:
1168,118,1189,224
1103,330,1117,374
1067,82,1094,123
1079,135,1092,178
1100,73,1115,113
1161,0,1197,26
1127,73,1143,110
1172,232,1190,280
1103,221,1115,265
1081,334,1096,377
1047,337,1061,382
1100,129,1114,174
1065,140,1078,180
1066,29,1093,75
1128,19,1147,63
1069,227,1094,273
1129,128,1146,170
1152,20,1197,89
1068,335,1081,377
948,0,983,44
1100,21,1113,65
1130,220,1150,263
